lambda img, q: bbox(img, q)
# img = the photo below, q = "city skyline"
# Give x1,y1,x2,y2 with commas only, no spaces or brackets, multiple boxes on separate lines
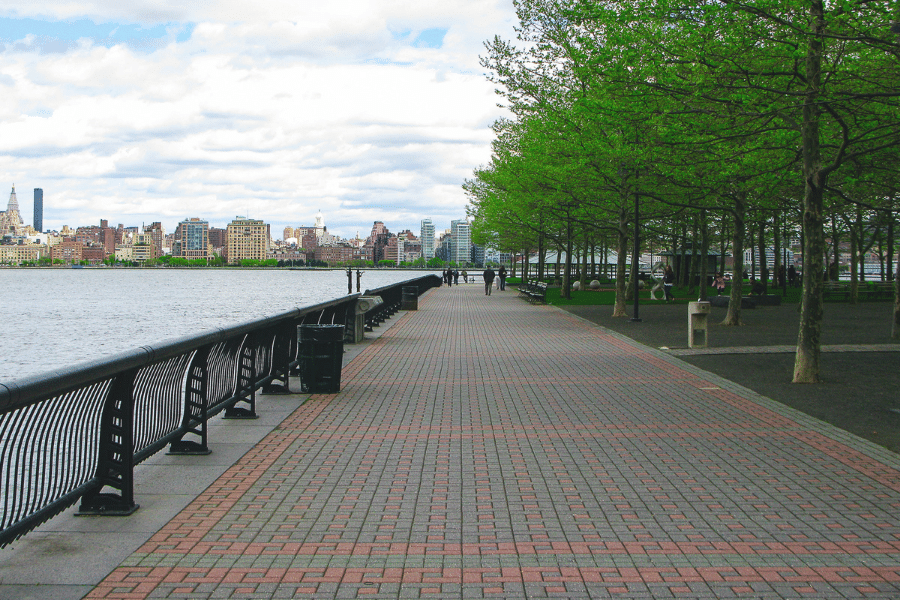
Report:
10,190,469,243
0,2,516,239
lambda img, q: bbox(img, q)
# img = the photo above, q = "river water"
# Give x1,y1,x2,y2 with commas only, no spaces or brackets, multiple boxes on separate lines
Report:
1,268,435,382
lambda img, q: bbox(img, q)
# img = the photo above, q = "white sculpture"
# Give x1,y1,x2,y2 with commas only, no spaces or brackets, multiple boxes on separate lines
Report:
648,261,666,300
590,280,601,289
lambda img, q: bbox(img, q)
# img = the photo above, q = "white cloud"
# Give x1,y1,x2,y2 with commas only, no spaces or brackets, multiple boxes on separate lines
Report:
0,1,515,237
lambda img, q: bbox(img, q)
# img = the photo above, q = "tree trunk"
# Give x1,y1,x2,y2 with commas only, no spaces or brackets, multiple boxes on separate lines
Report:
537,233,545,281
722,194,746,326
893,244,900,339
554,248,561,283
689,215,698,295
850,208,860,303
613,205,629,317
750,229,756,280
774,211,782,290
888,207,894,282
700,208,709,301
758,218,767,293
793,0,827,383
563,224,573,300
581,239,589,291
720,219,728,275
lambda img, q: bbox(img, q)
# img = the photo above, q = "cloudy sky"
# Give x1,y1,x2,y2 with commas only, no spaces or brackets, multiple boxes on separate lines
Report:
0,1,515,239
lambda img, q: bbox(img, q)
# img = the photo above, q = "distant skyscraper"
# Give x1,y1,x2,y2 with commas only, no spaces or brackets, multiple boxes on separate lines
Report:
420,219,435,260
33,188,43,232
450,219,471,265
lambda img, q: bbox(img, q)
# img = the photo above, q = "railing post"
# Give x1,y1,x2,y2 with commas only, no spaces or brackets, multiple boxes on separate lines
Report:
168,345,213,455
263,323,292,394
224,333,259,419
77,369,140,516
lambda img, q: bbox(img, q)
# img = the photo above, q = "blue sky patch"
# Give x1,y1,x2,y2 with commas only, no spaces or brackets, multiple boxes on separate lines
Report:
413,28,447,49
0,17,193,47
389,27,447,49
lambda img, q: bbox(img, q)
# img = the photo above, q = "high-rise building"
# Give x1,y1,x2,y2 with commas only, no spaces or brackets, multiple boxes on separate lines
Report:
226,216,269,264
0,185,23,234
172,218,209,260
420,219,435,260
144,222,166,258
450,219,471,265
33,188,43,232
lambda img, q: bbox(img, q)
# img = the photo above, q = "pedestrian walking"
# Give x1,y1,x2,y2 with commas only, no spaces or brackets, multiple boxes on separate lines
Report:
498,266,507,291
663,265,675,302
483,267,496,296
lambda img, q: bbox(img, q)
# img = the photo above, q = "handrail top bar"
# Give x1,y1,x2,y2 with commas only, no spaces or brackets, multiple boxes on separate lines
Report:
364,274,441,296
0,293,361,413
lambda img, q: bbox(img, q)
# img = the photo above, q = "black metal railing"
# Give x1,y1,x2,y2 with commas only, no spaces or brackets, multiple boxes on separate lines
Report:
363,274,441,330
0,275,440,548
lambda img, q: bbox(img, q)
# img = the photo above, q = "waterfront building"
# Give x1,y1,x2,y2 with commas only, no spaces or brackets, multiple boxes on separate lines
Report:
208,227,227,259
145,222,166,258
450,219,471,265
132,231,155,263
82,245,107,264
50,240,83,264
366,221,392,263
420,219,435,260
226,217,270,264
172,218,209,260
1,185,24,235
313,243,360,264
33,188,43,233
0,243,45,265
115,245,134,262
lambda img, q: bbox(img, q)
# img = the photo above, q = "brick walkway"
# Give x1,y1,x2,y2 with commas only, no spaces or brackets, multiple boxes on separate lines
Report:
87,284,900,599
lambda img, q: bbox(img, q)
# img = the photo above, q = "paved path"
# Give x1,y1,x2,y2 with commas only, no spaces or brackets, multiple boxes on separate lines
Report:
14,284,900,598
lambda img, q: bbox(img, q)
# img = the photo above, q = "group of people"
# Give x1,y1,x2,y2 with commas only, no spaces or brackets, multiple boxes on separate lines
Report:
480,266,507,295
442,268,461,286
443,266,508,295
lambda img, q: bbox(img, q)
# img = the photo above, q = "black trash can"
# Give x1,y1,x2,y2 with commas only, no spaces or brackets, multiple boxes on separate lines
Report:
298,324,345,393
401,286,418,310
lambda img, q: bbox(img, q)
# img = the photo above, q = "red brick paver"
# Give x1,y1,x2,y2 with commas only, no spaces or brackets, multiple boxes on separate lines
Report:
88,285,900,599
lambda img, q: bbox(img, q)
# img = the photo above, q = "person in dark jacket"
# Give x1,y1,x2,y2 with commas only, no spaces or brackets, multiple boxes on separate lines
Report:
483,267,496,296
498,266,507,291
663,265,675,302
